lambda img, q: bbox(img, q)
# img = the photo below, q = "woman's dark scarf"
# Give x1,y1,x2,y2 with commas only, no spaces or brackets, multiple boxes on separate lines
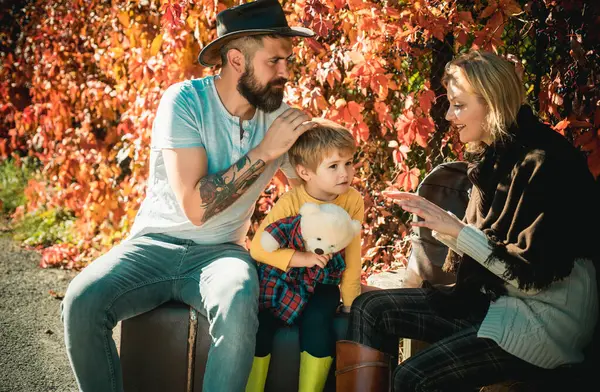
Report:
442,105,600,303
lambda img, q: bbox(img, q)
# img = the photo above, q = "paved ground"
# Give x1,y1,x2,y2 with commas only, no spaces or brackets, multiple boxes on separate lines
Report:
0,222,120,392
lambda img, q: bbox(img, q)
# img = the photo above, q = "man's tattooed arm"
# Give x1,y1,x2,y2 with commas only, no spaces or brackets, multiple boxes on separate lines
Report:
196,154,266,224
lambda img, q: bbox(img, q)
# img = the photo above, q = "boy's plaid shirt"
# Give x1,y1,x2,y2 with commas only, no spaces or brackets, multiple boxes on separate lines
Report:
257,214,346,325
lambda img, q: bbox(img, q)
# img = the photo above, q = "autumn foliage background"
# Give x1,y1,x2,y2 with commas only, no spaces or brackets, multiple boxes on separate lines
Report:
1,0,599,277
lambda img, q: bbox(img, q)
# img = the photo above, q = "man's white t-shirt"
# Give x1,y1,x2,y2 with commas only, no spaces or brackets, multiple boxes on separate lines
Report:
127,76,296,245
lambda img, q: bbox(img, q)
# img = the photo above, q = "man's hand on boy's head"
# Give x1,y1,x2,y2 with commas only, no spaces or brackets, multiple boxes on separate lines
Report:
289,251,331,269
253,108,317,163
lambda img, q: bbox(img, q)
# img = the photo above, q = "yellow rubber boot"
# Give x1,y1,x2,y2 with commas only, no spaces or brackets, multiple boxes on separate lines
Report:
298,351,333,392
245,354,271,392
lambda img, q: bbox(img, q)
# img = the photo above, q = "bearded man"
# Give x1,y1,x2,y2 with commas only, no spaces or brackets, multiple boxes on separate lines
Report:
61,1,316,391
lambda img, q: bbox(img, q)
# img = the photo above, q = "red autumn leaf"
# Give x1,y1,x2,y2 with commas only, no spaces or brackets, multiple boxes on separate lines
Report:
396,164,420,192
342,107,353,124
499,0,523,16
305,38,326,55
395,111,415,145
487,11,505,33
480,4,498,19
160,2,184,28
306,88,328,112
415,117,435,148
326,67,342,89
418,89,436,114
311,15,333,37
305,0,328,15
332,0,346,10
347,101,364,123
371,74,390,100
356,122,370,142
553,119,570,134
347,0,368,11
458,11,474,24
374,101,394,130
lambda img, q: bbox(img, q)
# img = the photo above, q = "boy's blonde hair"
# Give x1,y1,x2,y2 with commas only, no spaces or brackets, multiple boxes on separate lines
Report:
288,118,356,171
443,51,526,150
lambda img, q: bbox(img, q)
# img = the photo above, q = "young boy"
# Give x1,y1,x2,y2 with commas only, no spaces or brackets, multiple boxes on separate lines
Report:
246,119,364,392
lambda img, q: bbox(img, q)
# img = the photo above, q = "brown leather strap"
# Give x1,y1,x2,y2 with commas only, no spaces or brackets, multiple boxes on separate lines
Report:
335,361,389,376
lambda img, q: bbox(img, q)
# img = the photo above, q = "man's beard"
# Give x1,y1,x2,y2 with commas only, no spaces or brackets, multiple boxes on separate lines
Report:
237,65,287,113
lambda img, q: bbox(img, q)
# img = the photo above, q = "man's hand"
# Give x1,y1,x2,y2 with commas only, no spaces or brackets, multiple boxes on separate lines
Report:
253,108,316,162
289,251,332,269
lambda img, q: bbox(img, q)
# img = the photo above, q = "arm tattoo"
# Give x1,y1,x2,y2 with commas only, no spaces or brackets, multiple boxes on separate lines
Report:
197,155,266,223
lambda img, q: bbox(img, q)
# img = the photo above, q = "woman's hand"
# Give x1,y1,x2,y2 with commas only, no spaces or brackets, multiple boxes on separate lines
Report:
382,190,465,238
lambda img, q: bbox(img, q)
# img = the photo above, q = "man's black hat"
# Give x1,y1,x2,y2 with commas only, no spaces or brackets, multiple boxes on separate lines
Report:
198,0,315,67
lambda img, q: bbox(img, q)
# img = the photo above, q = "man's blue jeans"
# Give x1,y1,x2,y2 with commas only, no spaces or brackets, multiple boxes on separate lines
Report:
61,233,259,392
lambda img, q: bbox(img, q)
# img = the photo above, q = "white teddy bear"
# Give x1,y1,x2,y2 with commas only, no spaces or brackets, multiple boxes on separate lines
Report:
260,202,361,255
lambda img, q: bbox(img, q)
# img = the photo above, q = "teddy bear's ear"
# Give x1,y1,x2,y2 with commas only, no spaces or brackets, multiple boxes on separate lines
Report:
260,232,281,252
299,202,321,216
350,220,362,236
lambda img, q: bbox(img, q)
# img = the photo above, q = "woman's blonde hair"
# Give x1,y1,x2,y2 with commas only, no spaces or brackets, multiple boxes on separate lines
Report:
443,51,526,148
288,118,356,171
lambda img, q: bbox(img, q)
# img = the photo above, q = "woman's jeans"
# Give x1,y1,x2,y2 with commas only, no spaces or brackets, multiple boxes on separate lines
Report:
61,233,259,392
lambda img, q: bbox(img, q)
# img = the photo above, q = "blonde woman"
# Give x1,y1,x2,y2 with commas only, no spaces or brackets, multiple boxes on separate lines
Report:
338,51,599,391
